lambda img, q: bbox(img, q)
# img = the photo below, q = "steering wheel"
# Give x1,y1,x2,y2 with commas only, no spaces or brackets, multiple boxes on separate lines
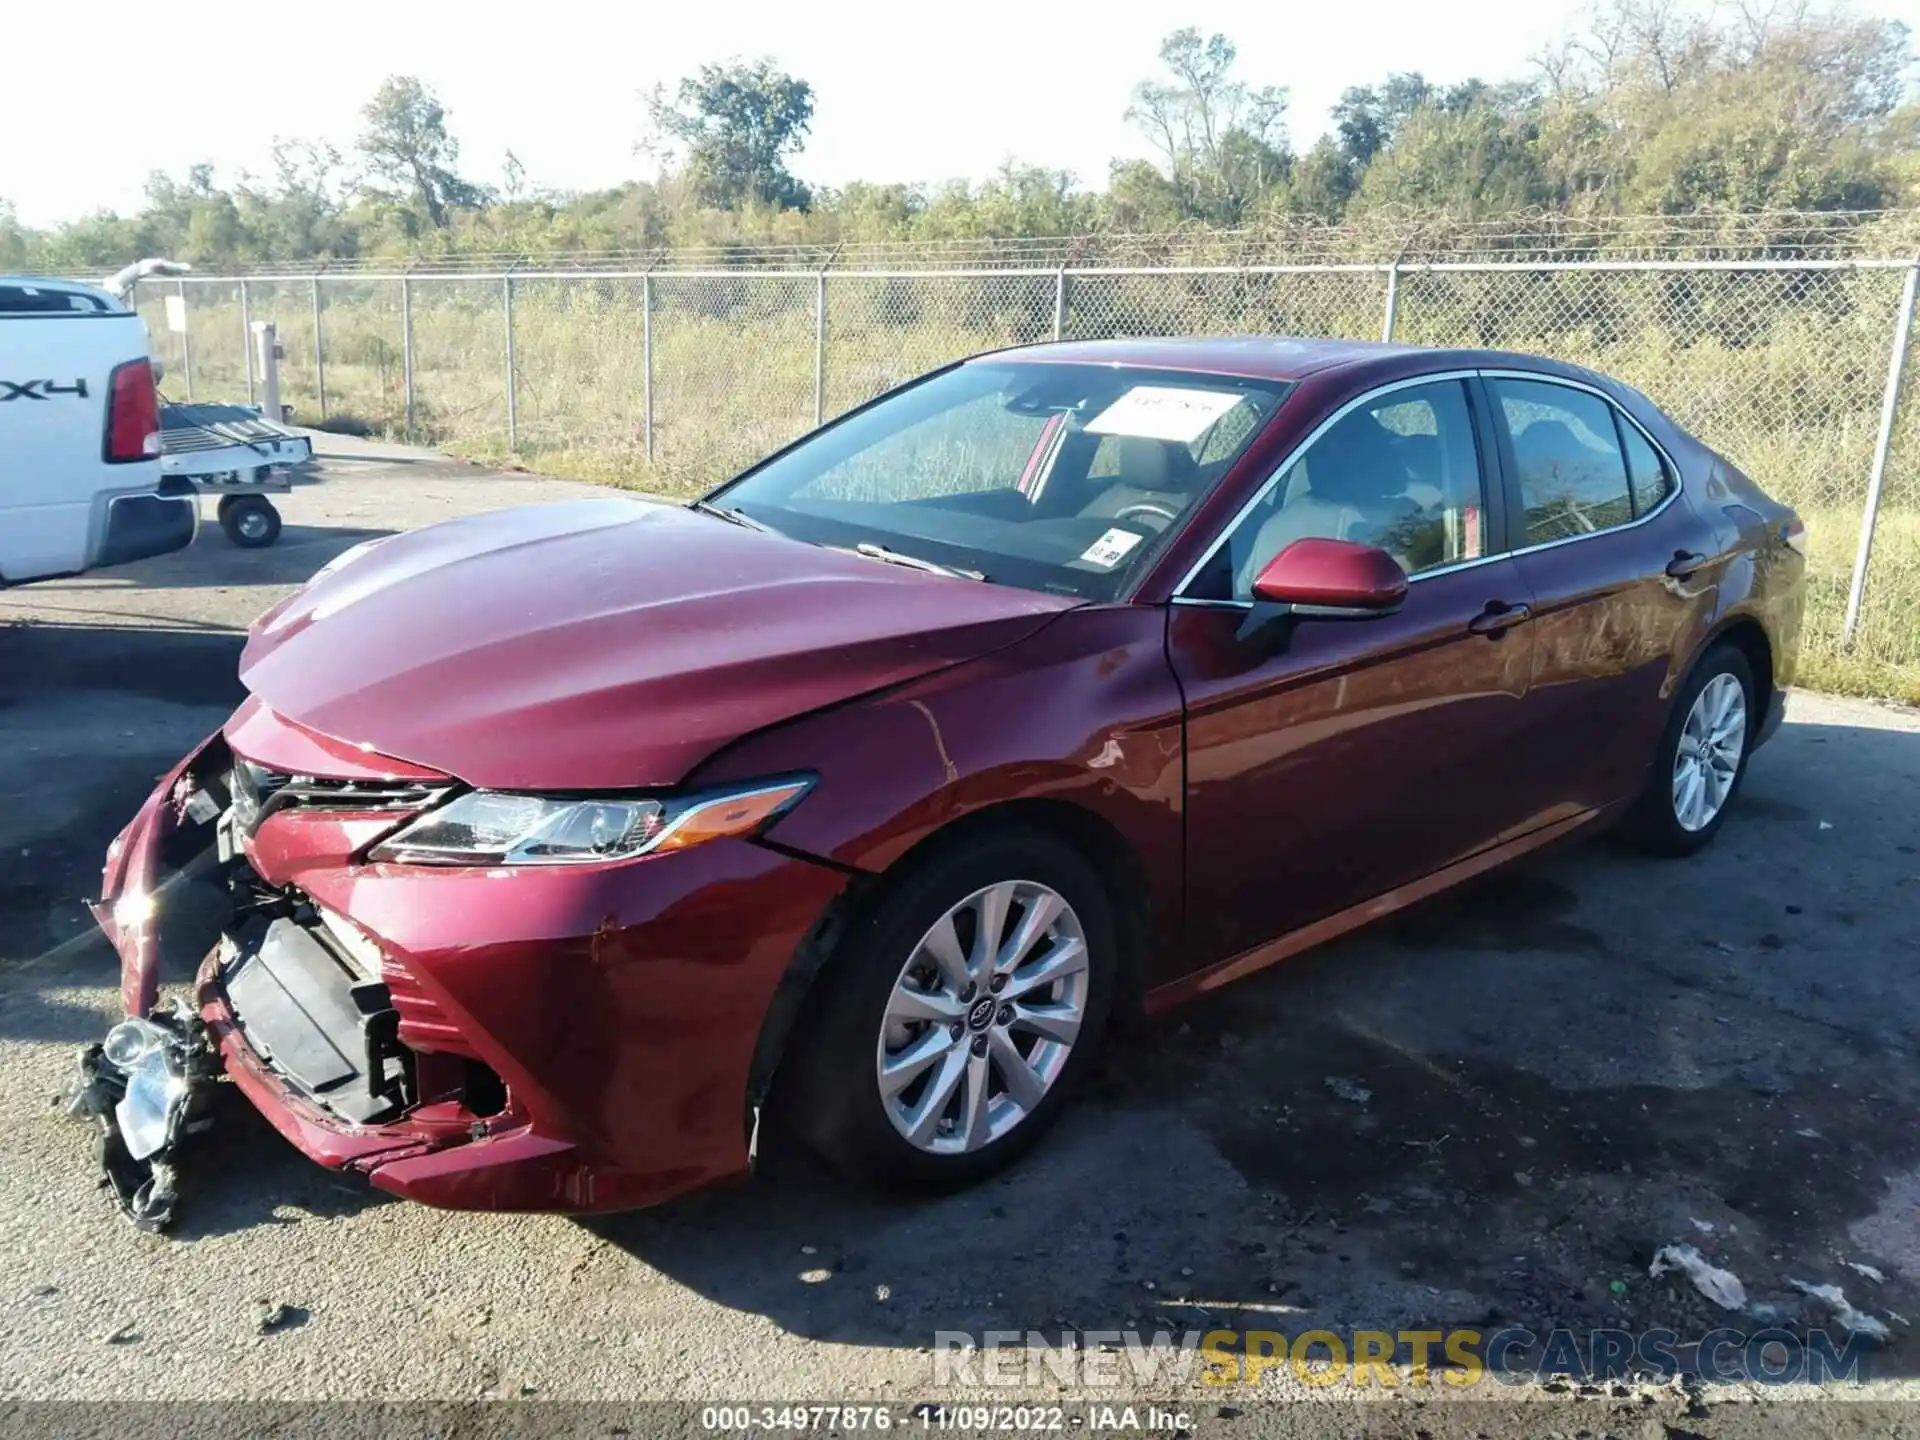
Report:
1114,501,1180,528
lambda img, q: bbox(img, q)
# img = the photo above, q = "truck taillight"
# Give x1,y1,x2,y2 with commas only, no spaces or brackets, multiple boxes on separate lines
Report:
104,358,161,463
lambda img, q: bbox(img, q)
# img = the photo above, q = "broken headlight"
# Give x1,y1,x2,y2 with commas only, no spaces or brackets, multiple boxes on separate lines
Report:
102,1018,195,1161
367,779,812,867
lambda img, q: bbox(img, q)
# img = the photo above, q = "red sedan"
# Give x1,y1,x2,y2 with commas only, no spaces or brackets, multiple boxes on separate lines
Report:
82,338,1806,1225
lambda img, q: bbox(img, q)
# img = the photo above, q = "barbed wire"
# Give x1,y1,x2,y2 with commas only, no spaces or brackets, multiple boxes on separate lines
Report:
171,209,1920,277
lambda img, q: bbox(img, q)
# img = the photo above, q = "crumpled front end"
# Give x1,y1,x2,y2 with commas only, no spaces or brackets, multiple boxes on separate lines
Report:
83,698,851,1228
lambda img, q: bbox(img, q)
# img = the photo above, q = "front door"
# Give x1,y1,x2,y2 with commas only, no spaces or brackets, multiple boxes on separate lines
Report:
1167,376,1541,974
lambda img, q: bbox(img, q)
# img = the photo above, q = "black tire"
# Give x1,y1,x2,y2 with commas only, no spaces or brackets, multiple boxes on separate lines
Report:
781,828,1118,1193
1622,644,1756,857
220,496,281,548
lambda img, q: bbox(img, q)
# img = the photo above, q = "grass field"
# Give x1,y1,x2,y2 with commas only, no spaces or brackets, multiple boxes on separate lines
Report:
141,268,1920,703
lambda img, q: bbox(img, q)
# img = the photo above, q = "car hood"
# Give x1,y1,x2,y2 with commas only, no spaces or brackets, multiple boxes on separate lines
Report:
238,498,1077,791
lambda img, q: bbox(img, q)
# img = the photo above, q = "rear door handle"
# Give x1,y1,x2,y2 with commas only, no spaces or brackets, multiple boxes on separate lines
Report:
1666,550,1709,579
1468,600,1532,636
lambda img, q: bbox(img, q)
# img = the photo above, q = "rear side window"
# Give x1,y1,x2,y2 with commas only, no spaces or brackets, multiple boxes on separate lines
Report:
1491,379,1634,543
1620,420,1675,516
0,284,108,314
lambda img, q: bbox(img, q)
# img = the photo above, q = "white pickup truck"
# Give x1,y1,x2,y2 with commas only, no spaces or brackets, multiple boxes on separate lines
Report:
0,274,198,585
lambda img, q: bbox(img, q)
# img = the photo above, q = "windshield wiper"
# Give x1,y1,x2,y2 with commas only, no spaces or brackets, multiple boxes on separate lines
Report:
689,499,772,533
852,542,988,582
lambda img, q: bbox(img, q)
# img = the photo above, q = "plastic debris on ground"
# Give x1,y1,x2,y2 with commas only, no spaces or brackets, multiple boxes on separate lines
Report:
1790,1279,1891,1341
1649,1243,1748,1311
1323,1077,1371,1105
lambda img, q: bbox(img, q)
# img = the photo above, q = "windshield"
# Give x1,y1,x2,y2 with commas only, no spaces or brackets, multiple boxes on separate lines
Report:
708,361,1292,601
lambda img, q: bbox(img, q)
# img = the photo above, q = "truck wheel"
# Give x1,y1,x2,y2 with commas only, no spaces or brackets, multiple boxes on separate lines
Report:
221,496,281,548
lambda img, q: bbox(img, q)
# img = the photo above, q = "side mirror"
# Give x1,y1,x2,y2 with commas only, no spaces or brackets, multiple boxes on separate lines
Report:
1238,538,1408,645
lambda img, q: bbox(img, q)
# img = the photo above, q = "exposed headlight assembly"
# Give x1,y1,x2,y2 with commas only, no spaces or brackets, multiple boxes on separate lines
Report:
102,1018,195,1162
367,778,813,866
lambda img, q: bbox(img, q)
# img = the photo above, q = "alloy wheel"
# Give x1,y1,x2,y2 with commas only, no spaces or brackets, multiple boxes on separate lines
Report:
1671,672,1747,832
875,880,1089,1155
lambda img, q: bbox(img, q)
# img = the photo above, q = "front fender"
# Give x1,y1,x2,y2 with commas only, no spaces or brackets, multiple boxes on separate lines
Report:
692,604,1187,953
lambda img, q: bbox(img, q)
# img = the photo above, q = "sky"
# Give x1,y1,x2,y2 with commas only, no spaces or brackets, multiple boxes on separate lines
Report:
4,0,1916,228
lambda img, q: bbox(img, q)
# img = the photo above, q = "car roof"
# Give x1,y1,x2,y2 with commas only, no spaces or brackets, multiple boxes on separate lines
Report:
980,335,1599,387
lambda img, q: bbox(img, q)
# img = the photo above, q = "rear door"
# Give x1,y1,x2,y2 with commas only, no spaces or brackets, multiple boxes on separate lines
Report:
1167,374,1541,974
0,283,153,579
1480,371,1721,819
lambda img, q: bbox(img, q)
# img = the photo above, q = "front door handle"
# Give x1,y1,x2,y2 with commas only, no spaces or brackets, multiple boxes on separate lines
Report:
1468,600,1532,636
1666,550,1709,579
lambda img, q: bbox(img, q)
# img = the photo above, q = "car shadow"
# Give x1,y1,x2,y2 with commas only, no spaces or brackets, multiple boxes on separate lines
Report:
588,715,1920,1378
95,521,397,592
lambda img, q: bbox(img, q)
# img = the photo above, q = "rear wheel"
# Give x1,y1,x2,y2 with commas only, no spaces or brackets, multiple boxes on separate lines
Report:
783,829,1116,1192
1623,645,1755,857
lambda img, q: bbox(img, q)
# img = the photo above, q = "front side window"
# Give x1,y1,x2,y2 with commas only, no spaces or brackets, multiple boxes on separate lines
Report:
1491,378,1636,544
715,362,1290,601
1192,379,1488,601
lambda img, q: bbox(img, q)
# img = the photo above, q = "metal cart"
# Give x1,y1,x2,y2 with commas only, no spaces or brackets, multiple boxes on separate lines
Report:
158,403,312,548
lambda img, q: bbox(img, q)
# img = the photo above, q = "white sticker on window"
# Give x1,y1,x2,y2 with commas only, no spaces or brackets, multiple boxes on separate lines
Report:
1079,527,1145,570
1084,386,1245,444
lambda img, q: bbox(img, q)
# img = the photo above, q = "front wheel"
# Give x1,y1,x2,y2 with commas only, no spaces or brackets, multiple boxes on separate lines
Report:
783,829,1117,1192
1623,645,1756,857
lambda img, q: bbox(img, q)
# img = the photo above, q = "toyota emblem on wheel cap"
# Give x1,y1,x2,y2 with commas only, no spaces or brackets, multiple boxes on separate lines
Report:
967,997,997,1031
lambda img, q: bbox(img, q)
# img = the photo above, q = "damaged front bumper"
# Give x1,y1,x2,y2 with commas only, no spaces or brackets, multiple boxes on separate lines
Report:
81,706,854,1228
66,999,221,1231
74,728,477,1229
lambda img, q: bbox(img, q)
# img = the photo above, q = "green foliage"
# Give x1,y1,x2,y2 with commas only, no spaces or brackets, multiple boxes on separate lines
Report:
647,59,815,212
0,201,28,270
359,76,489,230
1125,28,1291,225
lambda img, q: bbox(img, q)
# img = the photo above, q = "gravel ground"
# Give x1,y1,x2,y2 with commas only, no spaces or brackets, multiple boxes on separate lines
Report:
3,436,1919,1434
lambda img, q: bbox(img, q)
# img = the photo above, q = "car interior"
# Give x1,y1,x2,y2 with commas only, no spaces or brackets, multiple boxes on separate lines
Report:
1215,404,1481,597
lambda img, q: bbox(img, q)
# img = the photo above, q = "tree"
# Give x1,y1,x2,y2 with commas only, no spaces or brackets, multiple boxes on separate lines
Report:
358,77,486,229
501,150,530,205
1552,0,1911,212
1126,29,1290,225
647,60,815,211
238,140,352,260
1354,101,1552,215
1332,73,1440,170
0,200,30,271
1280,138,1362,220
1107,158,1185,230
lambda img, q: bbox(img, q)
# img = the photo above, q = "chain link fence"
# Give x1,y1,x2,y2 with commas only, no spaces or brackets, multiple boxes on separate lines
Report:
146,257,1920,696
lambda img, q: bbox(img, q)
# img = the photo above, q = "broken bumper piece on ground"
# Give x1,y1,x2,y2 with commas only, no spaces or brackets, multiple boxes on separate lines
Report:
67,999,220,1232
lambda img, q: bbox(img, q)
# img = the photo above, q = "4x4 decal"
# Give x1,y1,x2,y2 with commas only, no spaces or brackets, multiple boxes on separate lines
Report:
0,379,89,401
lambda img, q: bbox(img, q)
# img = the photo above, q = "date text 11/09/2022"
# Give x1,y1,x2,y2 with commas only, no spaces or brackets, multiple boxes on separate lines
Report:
700,1407,1190,1432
